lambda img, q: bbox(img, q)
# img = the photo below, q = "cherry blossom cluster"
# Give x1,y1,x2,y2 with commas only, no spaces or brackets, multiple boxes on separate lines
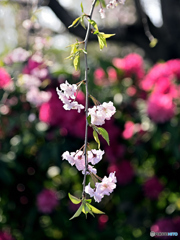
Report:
62,148,117,202
62,149,105,175
88,101,116,125
85,172,117,202
56,80,84,113
99,0,126,19
107,0,126,9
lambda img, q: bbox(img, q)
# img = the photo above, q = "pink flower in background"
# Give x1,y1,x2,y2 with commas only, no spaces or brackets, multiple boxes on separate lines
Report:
151,218,175,239
36,189,59,213
39,89,85,138
152,77,178,98
113,53,145,79
94,67,106,86
4,47,30,64
0,68,12,89
143,176,164,199
122,121,135,139
108,160,134,185
23,53,49,81
126,86,137,96
107,67,117,83
141,63,171,91
167,59,180,79
26,87,51,107
147,93,175,123
0,231,14,240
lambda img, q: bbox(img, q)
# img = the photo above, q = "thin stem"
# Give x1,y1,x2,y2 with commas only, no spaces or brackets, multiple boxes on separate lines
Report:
137,0,155,42
82,0,97,198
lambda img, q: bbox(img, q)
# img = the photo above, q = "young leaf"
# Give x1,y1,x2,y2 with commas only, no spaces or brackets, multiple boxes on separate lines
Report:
88,19,99,31
69,203,83,220
100,0,106,7
73,54,80,71
86,203,105,214
80,16,86,29
93,130,100,149
101,33,115,39
86,199,92,203
68,193,82,204
149,38,158,48
97,34,107,50
87,115,91,125
81,2,84,13
82,201,95,217
96,32,115,50
97,127,110,145
68,17,81,28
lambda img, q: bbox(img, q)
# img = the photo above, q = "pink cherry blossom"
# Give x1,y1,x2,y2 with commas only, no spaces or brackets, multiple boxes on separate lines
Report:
62,151,76,166
88,101,116,126
56,81,84,113
88,149,105,165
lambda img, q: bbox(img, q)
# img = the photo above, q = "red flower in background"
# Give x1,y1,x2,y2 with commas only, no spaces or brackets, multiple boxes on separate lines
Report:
113,53,145,80
0,67,12,89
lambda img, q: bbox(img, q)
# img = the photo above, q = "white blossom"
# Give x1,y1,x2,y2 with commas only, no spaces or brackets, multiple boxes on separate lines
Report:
88,101,116,126
62,151,76,166
99,8,105,19
88,149,105,165
56,81,84,113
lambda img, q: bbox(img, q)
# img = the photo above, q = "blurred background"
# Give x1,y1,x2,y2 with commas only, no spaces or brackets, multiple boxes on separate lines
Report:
0,0,180,239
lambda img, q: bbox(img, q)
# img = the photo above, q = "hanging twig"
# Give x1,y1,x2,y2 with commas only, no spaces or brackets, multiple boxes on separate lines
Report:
82,0,97,198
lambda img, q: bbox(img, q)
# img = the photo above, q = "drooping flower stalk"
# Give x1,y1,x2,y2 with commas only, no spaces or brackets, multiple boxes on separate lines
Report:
82,0,98,198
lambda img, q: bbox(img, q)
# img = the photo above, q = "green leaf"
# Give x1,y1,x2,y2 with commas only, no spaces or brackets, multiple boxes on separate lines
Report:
82,201,95,217
101,33,115,39
68,193,82,204
96,32,115,50
81,2,84,13
97,34,107,50
149,38,158,48
86,199,92,203
73,55,80,71
88,19,98,31
93,130,100,149
87,115,91,125
80,16,86,29
86,203,105,214
100,0,106,7
69,203,83,220
68,17,81,28
97,127,109,145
